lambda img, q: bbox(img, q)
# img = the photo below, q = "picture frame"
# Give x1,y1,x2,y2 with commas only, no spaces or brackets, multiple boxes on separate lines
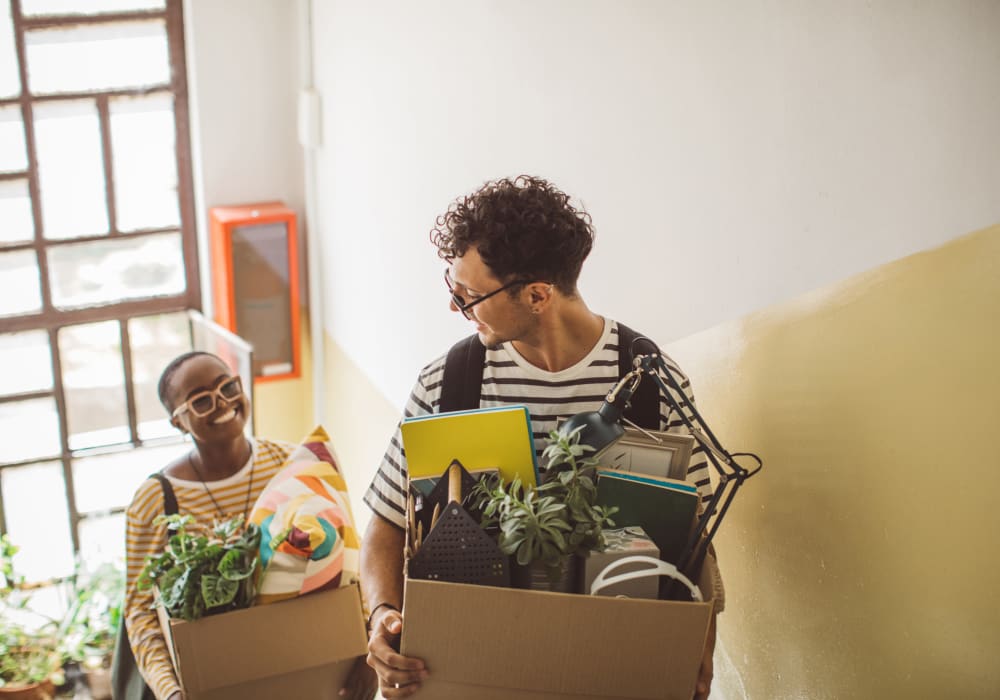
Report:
597,427,695,482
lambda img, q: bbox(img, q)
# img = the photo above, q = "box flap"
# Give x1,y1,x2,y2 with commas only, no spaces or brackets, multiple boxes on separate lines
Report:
161,583,366,693
401,573,713,700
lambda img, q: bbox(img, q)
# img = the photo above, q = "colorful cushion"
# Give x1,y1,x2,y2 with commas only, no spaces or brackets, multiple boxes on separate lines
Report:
249,426,360,604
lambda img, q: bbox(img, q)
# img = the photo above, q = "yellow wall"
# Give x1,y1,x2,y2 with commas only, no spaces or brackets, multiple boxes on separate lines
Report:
667,224,1000,699
252,314,314,444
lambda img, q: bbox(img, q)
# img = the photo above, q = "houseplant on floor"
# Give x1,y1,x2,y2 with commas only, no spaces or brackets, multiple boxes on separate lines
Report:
0,534,64,699
473,427,617,592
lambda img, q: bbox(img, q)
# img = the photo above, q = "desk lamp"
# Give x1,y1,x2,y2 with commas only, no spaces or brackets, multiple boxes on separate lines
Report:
559,337,762,581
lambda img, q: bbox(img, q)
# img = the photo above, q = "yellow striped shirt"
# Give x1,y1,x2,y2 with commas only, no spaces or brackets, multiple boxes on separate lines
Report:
124,438,293,699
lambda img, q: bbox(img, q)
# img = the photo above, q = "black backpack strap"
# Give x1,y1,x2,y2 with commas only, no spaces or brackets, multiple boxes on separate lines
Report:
440,334,486,413
149,472,178,516
616,322,660,430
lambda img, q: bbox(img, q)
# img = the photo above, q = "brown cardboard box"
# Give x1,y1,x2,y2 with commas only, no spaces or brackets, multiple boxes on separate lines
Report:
156,583,367,700
400,562,715,700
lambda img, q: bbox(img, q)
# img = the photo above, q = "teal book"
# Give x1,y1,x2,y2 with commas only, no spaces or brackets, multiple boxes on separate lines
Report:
595,469,699,566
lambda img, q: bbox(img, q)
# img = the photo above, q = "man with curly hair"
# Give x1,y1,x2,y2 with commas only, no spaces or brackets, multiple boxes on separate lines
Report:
362,175,719,699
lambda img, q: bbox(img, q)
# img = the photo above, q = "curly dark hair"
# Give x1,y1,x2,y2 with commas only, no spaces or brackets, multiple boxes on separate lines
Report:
430,175,594,294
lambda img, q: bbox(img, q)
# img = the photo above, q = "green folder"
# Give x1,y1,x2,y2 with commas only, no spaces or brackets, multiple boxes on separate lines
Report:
595,469,699,566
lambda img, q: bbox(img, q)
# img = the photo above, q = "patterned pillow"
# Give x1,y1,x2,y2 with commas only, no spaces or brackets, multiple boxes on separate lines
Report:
249,426,360,604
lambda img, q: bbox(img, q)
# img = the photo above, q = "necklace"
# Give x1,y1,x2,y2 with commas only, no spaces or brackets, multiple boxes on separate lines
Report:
187,439,255,521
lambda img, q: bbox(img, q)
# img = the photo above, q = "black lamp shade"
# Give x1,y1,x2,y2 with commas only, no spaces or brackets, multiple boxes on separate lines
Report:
559,400,626,457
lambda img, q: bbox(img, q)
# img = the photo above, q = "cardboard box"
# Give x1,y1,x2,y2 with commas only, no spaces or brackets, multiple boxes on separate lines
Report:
400,562,715,700
156,583,367,700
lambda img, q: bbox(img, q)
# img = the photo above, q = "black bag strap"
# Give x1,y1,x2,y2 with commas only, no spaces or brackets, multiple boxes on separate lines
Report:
439,334,487,413
616,322,660,430
149,471,179,516
439,323,660,430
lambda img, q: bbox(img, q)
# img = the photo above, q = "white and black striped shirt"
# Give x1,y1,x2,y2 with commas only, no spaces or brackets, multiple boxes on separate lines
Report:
364,319,714,528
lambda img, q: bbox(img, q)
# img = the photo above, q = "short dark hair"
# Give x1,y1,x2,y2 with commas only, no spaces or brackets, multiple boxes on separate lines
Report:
157,351,215,412
430,175,594,294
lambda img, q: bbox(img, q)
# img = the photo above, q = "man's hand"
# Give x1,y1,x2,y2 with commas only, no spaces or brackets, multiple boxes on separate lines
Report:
366,607,428,697
693,613,717,700
339,654,378,699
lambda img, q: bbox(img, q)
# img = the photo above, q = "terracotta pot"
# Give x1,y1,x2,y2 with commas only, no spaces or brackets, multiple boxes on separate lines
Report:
84,667,112,700
0,679,55,700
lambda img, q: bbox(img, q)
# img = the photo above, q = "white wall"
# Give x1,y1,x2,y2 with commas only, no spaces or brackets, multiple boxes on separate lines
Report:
310,0,1000,410
183,0,304,316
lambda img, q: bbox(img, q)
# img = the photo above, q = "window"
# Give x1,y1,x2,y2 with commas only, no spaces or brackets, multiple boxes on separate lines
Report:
0,0,197,585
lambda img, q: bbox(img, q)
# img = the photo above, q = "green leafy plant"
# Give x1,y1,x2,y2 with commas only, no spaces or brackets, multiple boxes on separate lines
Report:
138,514,261,621
0,534,64,689
473,426,617,579
58,560,126,669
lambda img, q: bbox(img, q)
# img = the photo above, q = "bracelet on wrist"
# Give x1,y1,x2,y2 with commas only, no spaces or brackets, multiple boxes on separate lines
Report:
367,601,400,630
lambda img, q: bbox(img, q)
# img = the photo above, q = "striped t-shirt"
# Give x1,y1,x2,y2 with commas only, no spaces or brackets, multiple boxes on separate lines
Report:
364,318,714,529
124,438,293,700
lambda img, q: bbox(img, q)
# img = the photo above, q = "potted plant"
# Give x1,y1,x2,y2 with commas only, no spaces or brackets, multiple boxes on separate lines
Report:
473,427,617,591
138,513,261,621
0,534,64,699
58,561,125,700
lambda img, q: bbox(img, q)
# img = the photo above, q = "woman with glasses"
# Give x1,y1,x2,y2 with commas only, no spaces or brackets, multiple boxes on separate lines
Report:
117,352,376,699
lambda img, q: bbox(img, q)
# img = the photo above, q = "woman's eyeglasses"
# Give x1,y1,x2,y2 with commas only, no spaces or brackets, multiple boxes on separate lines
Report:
171,376,244,418
444,269,529,320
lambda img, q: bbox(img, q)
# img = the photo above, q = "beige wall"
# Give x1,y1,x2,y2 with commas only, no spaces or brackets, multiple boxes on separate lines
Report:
667,224,1000,698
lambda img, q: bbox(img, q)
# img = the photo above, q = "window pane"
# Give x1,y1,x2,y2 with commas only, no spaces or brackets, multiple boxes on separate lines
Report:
0,249,43,317
1,461,74,581
0,179,34,244
0,2,19,98
128,312,191,440
34,100,108,240
0,398,60,462
78,512,124,569
22,0,165,15
25,21,169,95
74,442,186,513
59,321,128,451
111,93,179,231
0,106,27,173
0,330,52,396
48,232,186,309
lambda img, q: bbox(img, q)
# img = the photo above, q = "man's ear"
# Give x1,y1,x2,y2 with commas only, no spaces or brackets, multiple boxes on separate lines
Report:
169,415,184,433
528,282,553,305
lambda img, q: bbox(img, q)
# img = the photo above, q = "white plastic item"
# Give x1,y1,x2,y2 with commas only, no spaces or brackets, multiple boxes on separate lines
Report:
589,555,703,602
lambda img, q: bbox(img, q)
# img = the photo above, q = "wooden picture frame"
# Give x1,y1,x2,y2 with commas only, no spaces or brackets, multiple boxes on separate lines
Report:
598,427,695,482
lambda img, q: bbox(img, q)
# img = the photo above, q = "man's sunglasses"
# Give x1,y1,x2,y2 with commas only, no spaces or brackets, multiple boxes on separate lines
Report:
444,269,529,320
171,376,244,418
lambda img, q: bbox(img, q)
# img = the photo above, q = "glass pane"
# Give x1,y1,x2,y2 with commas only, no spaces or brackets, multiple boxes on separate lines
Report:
1,461,75,581
0,2,19,98
34,100,108,240
0,330,53,396
0,398,61,462
128,312,191,440
0,106,27,172
0,179,35,244
110,93,179,231
74,442,187,513
78,512,124,569
0,249,43,317
22,0,165,15
59,321,128,451
48,232,185,309
25,20,169,95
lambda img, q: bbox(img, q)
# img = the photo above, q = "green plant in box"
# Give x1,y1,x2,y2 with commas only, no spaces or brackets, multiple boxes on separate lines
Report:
138,513,261,621
473,426,617,584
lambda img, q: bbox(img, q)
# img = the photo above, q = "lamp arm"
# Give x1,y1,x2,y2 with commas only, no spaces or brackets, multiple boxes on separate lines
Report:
632,351,761,581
